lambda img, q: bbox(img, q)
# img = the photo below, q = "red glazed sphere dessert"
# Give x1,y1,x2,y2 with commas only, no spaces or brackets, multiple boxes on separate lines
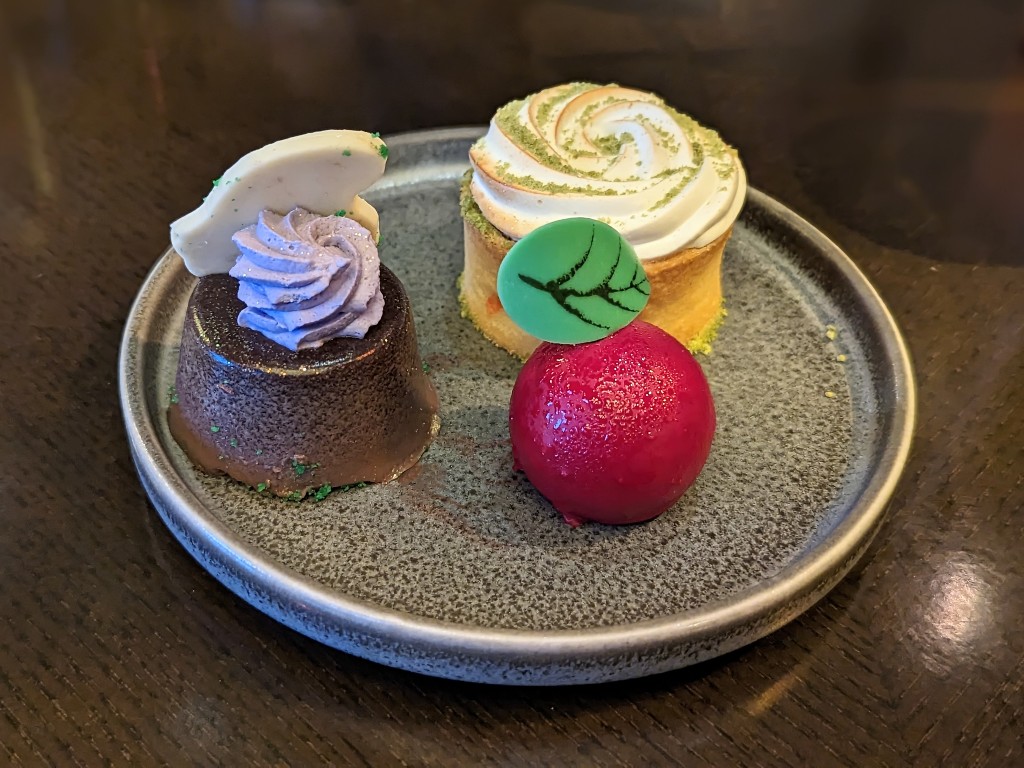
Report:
509,320,716,526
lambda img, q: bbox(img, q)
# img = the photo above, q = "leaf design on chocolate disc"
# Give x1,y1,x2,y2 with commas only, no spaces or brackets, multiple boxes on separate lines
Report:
517,221,651,332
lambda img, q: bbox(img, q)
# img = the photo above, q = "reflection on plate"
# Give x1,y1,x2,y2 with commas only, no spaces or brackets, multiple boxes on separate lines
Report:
119,128,915,685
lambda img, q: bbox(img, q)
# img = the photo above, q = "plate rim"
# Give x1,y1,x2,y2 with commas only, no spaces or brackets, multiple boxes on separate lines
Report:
119,127,916,675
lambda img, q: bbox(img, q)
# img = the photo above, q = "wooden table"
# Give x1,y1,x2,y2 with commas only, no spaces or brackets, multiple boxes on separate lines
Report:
1,0,1021,764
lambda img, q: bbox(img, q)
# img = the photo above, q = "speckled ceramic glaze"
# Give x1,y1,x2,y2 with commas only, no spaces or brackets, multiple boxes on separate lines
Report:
119,128,916,686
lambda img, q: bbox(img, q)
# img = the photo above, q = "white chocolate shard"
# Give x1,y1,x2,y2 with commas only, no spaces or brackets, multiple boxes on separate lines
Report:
170,130,388,276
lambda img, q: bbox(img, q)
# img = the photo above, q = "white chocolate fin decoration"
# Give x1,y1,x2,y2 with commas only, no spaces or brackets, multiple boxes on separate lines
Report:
170,130,388,276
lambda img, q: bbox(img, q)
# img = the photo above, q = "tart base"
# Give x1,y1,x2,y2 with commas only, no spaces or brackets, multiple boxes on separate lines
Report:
458,174,731,358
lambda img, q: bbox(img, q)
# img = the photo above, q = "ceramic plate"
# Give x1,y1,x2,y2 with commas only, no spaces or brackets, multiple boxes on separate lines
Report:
119,128,915,685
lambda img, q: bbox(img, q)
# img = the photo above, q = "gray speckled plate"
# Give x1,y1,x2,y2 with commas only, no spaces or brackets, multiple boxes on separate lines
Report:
119,128,915,685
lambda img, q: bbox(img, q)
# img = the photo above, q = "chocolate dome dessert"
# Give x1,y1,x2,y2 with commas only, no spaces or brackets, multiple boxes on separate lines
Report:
168,265,438,496
165,130,438,497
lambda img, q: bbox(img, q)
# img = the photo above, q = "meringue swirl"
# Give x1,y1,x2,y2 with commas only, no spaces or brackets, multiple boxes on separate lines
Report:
228,208,384,351
469,83,746,260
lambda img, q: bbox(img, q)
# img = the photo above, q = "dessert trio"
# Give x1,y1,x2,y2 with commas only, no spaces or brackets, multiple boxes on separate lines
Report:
165,83,745,524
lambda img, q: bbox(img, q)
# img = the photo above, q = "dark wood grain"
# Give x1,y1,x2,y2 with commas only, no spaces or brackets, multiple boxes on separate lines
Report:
1,0,1022,765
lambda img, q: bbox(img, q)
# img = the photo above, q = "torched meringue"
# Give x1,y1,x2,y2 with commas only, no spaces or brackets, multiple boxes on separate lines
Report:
469,83,746,260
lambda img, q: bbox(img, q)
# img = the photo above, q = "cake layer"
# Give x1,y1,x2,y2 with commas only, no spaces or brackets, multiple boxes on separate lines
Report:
168,265,439,496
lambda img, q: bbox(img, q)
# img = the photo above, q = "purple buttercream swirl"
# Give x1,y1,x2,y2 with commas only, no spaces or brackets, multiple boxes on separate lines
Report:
228,208,384,351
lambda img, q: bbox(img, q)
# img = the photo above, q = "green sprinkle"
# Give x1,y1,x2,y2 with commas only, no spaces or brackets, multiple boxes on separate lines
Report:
314,484,332,501
460,172,505,240
340,481,368,493
342,149,352,156
211,177,222,187
287,490,304,502
492,160,618,195
291,459,319,477
685,305,726,356
255,449,263,456
632,114,680,153
256,482,268,493
493,98,605,180
591,133,626,155
421,361,431,373
210,425,220,433
378,143,389,159
229,438,238,448
167,385,179,404
334,209,347,217
371,131,380,138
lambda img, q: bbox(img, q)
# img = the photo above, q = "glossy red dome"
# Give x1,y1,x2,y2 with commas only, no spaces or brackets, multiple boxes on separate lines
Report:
509,321,716,526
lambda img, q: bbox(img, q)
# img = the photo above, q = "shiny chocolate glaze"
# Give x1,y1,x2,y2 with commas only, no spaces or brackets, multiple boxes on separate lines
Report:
168,266,439,496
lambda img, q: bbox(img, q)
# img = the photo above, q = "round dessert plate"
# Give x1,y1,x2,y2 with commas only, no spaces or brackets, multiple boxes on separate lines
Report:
120,128,915,685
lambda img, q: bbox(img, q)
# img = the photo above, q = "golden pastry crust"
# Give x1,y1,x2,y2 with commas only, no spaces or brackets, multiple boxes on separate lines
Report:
458,174,729,358
639,227,730,349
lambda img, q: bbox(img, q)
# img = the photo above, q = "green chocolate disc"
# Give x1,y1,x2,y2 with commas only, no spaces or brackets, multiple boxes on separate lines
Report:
496,218,651,344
